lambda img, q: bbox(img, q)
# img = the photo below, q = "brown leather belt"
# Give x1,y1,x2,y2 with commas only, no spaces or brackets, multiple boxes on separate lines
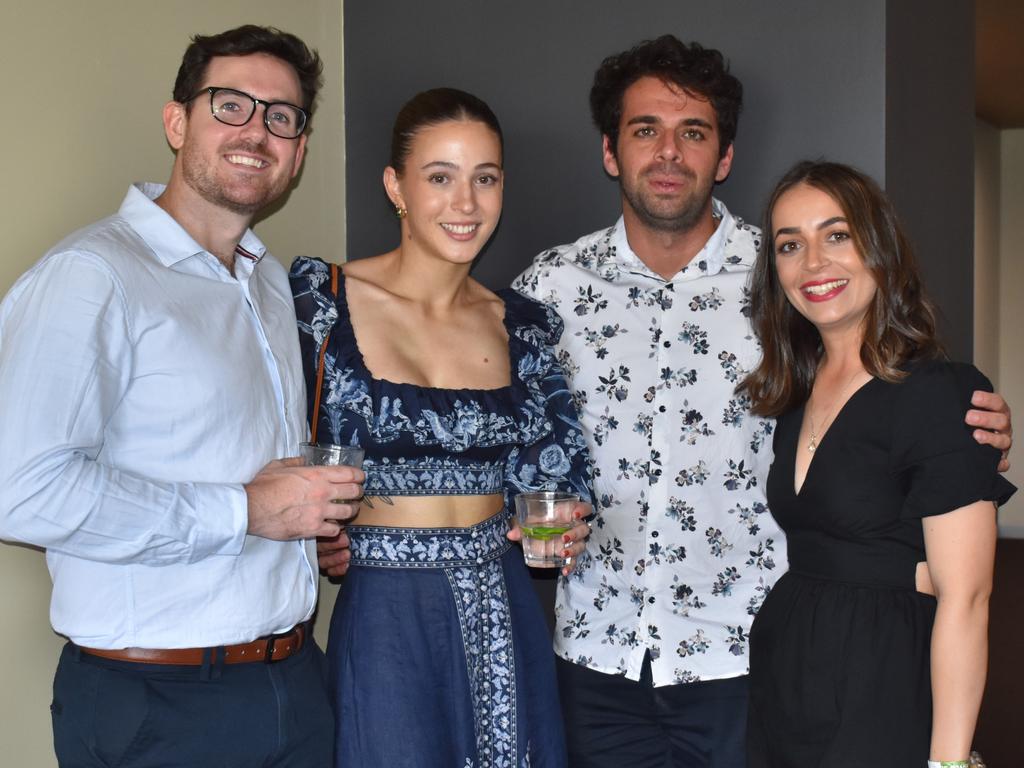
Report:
78,623,307,666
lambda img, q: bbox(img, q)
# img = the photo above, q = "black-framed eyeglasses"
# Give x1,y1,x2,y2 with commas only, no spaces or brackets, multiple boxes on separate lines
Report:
186,87,308,139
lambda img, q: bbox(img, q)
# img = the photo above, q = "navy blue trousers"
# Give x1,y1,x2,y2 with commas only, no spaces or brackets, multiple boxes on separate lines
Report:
51,639,333,767
556,654,748,768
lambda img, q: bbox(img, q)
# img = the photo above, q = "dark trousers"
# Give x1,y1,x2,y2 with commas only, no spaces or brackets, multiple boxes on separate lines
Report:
556,654,748,768
51,640,333,767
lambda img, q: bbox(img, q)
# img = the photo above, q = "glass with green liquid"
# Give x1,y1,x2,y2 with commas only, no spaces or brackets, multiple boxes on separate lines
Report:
514,491,578,567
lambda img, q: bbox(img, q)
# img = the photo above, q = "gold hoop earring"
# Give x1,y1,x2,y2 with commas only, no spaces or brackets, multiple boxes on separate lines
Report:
395,204,407,219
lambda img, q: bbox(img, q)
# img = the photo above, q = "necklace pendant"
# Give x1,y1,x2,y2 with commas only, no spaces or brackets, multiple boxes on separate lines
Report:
807,437,817,453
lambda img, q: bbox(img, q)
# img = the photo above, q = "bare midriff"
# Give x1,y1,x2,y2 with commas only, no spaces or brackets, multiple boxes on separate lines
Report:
348,493,505,529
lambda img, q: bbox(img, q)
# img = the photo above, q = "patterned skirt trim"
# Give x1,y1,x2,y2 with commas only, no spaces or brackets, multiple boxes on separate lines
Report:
349,511,513,569
339,512,555,767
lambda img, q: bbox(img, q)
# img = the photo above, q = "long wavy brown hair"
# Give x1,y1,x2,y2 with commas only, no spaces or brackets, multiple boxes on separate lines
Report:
738,161,944,417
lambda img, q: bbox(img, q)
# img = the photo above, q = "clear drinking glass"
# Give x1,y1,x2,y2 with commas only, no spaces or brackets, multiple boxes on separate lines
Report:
299,442,365,506
299,442,365,469
513,491,578,567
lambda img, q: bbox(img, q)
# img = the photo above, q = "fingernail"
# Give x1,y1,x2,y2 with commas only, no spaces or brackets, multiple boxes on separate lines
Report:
562,534,572,544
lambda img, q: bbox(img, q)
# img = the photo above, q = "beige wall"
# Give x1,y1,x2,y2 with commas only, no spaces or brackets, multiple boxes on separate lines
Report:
976,121,1024,536
0,3,344,765
997,130,1024,535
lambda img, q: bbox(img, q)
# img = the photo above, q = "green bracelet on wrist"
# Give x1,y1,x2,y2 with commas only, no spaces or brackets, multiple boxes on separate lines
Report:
927,760,969,768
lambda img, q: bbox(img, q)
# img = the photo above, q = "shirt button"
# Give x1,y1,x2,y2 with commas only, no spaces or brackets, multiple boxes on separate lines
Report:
648,596,656,604
658,405,666,413
663,341,671,347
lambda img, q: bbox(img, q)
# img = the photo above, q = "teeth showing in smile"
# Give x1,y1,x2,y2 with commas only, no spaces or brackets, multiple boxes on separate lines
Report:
803,279,848,296
440,223,478,235
226,155,268,169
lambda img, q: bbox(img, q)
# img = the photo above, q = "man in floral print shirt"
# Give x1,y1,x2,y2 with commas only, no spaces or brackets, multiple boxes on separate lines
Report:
513,35,1013,767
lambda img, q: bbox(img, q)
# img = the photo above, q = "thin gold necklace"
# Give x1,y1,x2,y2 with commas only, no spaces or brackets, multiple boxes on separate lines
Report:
807,368,863,453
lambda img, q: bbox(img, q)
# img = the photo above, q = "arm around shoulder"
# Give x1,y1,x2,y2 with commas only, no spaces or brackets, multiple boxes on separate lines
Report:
892,362,1015,520
962,381,1013,472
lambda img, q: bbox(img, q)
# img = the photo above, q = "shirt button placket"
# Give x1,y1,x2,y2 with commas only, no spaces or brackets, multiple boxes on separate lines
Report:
643,285,675,676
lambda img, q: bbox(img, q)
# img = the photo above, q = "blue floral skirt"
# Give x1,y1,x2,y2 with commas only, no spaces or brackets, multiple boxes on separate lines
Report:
328,511,568,768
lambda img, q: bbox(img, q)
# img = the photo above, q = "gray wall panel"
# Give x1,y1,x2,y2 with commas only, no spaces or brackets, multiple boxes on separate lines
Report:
886,1,975,360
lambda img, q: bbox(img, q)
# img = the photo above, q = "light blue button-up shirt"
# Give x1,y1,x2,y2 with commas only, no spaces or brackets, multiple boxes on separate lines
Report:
0,184,317,649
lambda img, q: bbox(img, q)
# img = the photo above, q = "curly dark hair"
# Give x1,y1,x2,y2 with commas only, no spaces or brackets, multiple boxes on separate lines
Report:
173,25,323,114
389,88,503,175
590,35,742,159
738,160,945,417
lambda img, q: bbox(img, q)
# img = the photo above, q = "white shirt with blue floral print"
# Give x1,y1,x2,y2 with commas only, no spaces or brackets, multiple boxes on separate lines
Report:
513,199,787,687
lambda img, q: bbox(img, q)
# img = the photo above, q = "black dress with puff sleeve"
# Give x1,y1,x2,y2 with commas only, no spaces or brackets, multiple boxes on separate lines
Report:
747,361,1014,768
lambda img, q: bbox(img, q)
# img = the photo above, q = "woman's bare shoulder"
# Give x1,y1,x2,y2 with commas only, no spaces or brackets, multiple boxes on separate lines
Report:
340,253,401,299
463,277,505,317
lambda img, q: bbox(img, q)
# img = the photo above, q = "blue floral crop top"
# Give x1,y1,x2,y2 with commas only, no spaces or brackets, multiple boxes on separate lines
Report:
290,257,592,507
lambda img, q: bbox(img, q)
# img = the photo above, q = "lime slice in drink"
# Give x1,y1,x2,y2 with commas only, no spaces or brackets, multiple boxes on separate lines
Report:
519,524,572,541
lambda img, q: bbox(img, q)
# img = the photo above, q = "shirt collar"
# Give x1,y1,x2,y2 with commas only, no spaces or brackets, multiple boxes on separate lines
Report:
608,197,744,282
118,183,268,270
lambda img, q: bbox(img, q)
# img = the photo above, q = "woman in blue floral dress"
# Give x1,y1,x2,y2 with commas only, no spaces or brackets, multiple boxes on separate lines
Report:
290,89,592,767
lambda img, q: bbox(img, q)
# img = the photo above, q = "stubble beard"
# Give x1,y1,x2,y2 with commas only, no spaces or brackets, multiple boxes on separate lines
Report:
620,163,715,234
180,140,289,217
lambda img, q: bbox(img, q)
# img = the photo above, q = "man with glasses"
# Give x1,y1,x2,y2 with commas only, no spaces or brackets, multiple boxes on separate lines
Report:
0,25,360,767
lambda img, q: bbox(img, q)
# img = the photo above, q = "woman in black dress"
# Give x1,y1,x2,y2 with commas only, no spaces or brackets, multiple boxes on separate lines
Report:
739,161,1015,767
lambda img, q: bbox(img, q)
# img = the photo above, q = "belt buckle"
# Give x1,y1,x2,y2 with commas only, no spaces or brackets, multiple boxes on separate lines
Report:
264,634,279,664
263,625,301,664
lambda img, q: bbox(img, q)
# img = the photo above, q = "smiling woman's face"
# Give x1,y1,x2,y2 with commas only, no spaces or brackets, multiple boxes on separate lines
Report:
386,119,504,266
771,183,878,338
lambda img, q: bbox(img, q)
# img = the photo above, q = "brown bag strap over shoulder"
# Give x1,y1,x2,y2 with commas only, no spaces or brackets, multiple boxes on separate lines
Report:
310,263,340,444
